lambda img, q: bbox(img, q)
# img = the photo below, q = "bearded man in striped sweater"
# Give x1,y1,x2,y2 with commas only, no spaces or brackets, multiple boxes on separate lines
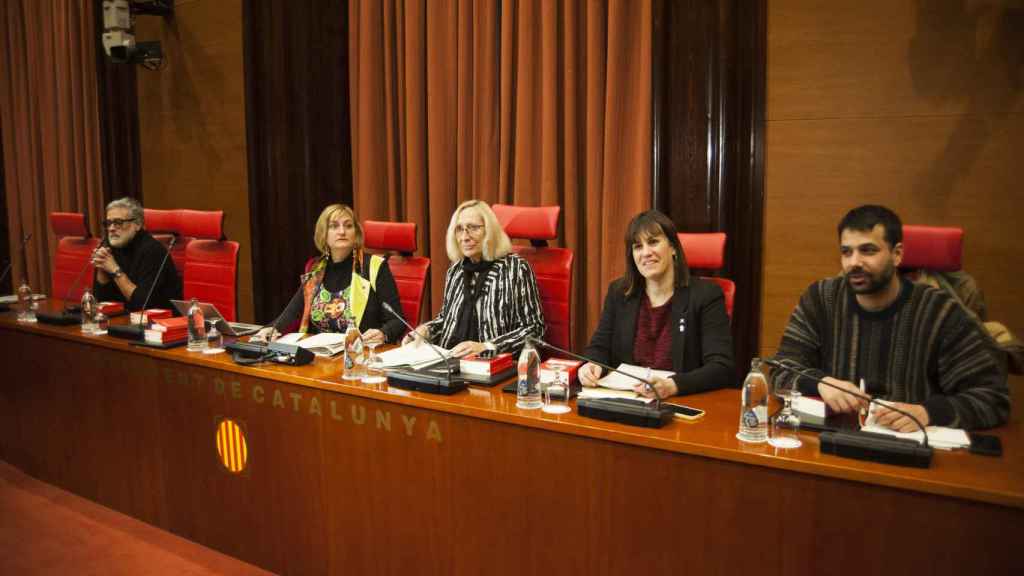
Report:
773,205,1009,431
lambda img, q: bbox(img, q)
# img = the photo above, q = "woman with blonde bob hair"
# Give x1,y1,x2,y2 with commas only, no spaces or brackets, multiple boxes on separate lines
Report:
254,204,405,345
405,199,545,357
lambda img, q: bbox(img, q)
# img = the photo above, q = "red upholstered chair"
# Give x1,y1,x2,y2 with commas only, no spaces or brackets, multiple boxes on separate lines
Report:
492,204,573,351
363,220,430,328
143,208,191,277
50,212,99,302
181,211,239,321
677,232,735,320
899,225,963,272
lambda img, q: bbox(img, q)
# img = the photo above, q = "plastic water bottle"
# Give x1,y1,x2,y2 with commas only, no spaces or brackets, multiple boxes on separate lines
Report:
342,319,364,381
186,297,208,351
516,340,542,409
80,288,98,334
16,280,35,322
737,357,768,443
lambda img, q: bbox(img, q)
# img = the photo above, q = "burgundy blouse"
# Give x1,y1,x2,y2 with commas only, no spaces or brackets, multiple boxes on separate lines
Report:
632,294,674,371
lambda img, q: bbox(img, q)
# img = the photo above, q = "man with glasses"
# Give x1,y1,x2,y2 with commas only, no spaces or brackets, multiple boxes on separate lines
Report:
92,197,182,311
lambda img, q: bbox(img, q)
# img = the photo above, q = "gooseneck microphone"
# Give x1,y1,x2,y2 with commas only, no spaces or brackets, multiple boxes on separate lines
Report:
381,301,459,379
525,336,662,404
36,235,102,324
380,300,467,395
762,357,930,446
526,336,673,428
762,357,932,468
0,232,32,288
0,233,31,312
136,236,176,315
226,273,316,366
107,236,177,340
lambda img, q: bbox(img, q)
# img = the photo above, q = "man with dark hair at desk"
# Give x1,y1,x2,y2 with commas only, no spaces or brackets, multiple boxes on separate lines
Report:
772,204,1009,431
91,197,181,311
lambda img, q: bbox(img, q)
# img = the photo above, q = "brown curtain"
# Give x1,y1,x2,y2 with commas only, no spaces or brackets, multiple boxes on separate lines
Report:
350,0,651,349
0,1,105,294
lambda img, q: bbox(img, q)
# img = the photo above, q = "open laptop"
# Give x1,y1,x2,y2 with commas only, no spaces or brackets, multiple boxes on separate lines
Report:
170,300,262,336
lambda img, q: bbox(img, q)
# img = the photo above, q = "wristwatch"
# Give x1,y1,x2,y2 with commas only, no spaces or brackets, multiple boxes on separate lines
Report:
111,268,123,279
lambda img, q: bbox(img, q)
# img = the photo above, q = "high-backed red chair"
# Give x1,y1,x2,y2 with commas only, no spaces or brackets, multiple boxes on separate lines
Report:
899,225,963,272
143,208,191,277
492,204,573,352
677,232,735,320
363,220,430,329
182,210,239,321
50,212,99,302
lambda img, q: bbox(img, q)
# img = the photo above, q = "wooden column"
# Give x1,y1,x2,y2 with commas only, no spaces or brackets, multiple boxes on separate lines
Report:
652,0,766,379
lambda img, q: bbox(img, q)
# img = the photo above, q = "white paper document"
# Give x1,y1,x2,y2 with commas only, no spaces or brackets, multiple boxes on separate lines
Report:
275,332,304,345
377,341,454,368
792,395,826,418
597,363,674,391
860,422,970,449
295,332,347,357
577,387,655,403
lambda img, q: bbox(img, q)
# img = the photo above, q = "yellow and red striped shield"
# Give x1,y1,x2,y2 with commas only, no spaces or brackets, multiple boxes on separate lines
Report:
215,418,248,474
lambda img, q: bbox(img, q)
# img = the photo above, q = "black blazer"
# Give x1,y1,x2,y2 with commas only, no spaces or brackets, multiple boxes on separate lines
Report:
584,277,735,395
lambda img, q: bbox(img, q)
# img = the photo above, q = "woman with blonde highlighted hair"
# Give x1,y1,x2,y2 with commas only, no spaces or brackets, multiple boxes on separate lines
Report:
405,200,545,357
254,204,405,345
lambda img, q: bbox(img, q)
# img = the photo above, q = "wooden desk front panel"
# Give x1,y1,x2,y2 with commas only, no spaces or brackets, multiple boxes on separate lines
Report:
1,326,1021,575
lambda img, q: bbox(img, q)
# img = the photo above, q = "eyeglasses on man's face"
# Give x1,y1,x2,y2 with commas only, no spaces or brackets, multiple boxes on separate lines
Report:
102,218,138,229
455,223,484,237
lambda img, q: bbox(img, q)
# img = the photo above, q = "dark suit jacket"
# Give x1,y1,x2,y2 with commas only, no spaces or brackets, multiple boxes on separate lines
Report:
584,277,735,395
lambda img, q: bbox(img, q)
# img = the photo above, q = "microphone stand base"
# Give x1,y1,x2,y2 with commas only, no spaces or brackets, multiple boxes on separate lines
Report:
577,398,674,428
107,324,146,340
820,430,933,468
387,368,468,396
36,311,83,326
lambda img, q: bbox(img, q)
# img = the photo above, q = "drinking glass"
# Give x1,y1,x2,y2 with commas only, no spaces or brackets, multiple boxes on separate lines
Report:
542,364,571,414
768,383,802,449
362,341,387,388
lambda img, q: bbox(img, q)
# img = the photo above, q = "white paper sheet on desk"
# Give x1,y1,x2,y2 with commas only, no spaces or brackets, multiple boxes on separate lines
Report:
577,387,655,403
274,332,304,345
377,341,453,368
294,332,348,356
294,332,345,348
597,363,674,391
793,395,826,418
859,423,970,449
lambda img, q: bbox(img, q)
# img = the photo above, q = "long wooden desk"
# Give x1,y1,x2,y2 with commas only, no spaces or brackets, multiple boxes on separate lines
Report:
2,303,1022,575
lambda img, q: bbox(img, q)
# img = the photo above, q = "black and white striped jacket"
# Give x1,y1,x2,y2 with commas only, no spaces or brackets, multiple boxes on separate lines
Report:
426,253,545,354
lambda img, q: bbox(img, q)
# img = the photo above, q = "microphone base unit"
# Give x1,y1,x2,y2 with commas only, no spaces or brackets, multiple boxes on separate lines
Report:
820,430,933,468
107,324,146,340
576,397,674,428
36,311,83,326
267,341,314,366
225,341,314,366
386,367,468,395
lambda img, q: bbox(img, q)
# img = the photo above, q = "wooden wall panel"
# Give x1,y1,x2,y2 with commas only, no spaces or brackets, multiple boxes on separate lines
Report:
134,1,254,322
762,0,1024,357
